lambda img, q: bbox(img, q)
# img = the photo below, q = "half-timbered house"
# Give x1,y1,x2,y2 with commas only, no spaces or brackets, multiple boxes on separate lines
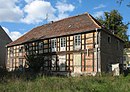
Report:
6,13,124,76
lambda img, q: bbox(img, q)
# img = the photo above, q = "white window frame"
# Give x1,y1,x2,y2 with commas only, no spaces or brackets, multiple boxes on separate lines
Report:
60,37,66,51
51,38,57,52
74,35,81,50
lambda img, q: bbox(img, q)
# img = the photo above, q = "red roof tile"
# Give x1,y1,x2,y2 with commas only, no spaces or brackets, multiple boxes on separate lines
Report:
7,13,102,47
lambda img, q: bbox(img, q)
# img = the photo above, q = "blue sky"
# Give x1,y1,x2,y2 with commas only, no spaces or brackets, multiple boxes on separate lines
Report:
0,0,130,41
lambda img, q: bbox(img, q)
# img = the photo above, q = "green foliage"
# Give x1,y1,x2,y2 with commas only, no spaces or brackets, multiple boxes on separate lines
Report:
25,54,44,72
117,0,130,7
97,10,129,41
1,75,130,92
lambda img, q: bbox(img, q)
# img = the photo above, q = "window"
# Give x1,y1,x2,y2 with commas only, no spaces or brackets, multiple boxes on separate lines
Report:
58,55,66,71
108,36,111,43
51,55,56,71
117,40,120,50
74,35,81,50
10,48,14,57
60,37,66,47
24,44,29,51
19,46,24,53
51,39,57,52
39,42,43,49
75,35,81,46
60,37,66,51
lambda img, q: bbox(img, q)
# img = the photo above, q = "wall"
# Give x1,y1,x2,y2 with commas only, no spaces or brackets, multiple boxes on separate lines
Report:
7,31,97,75
0,27,12,68
100,30,124,72
124,48,130,67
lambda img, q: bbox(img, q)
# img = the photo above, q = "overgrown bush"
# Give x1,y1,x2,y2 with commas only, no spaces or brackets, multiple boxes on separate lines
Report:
25,54,44,72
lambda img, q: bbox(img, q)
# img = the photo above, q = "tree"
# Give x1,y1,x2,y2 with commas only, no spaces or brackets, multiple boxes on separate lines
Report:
117,0,130,7
25,54,44,72
97,10,129,41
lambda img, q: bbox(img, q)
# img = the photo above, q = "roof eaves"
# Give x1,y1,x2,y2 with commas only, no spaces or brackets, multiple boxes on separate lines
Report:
87,13,102,28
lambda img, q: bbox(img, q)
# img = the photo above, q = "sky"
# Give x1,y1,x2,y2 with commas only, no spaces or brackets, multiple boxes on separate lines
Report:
0,0,130,41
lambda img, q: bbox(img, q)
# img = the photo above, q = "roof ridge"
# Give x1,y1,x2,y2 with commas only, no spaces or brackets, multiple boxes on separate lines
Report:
44,13,89,25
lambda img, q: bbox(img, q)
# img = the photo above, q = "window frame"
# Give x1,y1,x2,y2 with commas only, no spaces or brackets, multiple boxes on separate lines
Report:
51,38,57,52
74,35,81,50
117,40,120,50
108,36,111,43
60,37,66,51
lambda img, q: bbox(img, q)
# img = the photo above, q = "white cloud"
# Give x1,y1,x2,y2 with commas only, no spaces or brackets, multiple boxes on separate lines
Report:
93,11,104,18
2,26,23,41
22,0,75,24
53,1,75,21
0,0,75,24
94,4,106,10
56,1,75,14
0,0,23,22
22,0,56,24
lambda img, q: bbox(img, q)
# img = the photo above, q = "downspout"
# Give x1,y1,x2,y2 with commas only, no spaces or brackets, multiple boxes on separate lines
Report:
95,28,101,73
98,29,101,73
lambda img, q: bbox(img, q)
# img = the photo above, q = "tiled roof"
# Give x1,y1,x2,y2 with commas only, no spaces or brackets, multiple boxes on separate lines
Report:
7,13,102,47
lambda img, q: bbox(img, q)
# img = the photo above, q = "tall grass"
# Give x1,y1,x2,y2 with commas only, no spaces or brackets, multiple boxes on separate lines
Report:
0,74,130,92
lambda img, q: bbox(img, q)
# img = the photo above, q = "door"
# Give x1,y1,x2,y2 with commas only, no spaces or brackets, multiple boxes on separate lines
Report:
74,54,81,73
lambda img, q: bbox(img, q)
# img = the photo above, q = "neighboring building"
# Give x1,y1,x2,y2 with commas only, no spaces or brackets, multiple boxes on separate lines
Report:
0,26,12,68
124,43,130,68
6,13,124,76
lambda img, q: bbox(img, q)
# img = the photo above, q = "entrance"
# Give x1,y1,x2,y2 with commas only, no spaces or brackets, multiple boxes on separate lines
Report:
74,54,81,73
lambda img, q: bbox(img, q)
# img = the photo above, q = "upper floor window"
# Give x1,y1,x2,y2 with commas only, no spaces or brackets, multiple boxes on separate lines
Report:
108,36,111,43
117,40,120,50
60,37,66,51
19,46,24,53
75,35,81,46
39,42,43,50
74,35,81,50
51,39,57,52
10,48,14,54
60,37,66,47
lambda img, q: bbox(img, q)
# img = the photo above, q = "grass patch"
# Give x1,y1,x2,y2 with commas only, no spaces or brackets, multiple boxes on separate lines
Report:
0,74,130,92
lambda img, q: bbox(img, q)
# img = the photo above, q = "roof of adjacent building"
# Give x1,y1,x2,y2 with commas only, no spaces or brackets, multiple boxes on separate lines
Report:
7,13,103,47
0,26,12,42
